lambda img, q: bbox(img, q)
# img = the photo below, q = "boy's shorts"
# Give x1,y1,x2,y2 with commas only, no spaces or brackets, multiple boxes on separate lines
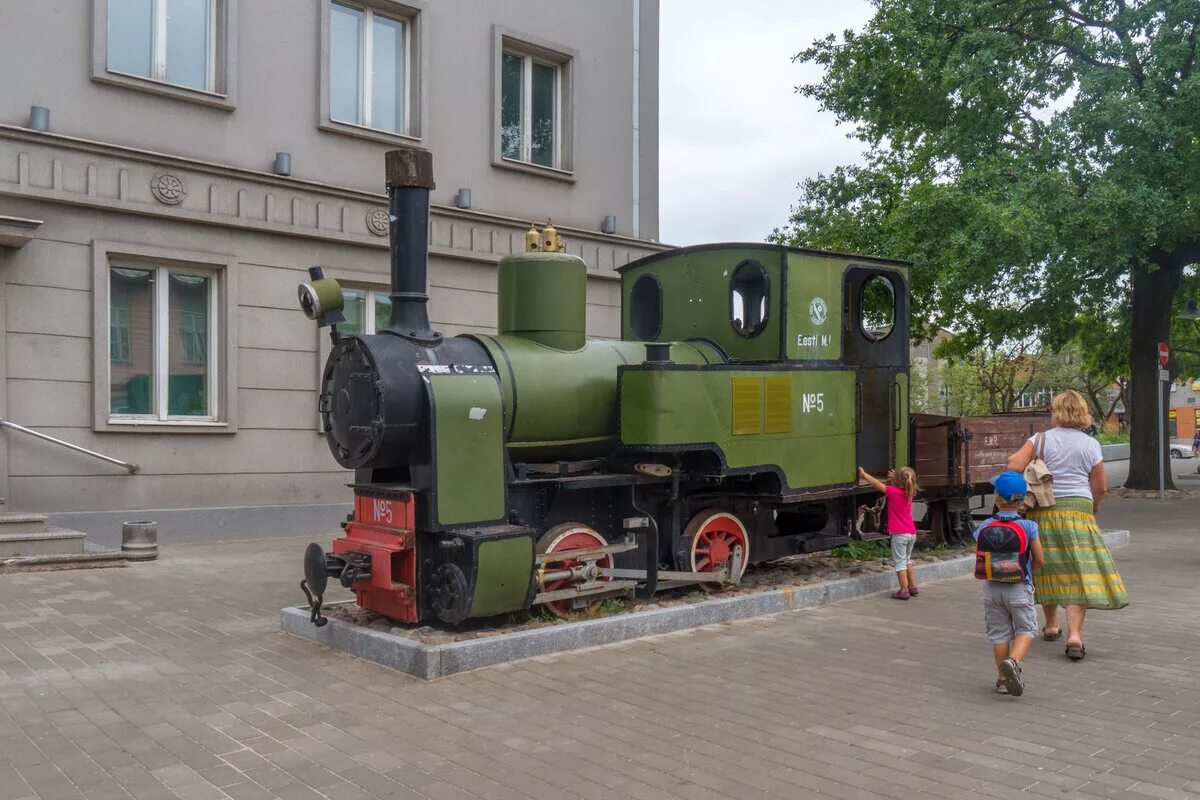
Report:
982,581,1038,644
891,534,916,571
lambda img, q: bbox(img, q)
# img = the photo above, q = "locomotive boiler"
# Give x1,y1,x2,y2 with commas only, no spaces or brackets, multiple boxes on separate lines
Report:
299,149,916,626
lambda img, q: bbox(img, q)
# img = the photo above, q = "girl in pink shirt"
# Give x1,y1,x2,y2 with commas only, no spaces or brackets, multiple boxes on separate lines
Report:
858,466,921,599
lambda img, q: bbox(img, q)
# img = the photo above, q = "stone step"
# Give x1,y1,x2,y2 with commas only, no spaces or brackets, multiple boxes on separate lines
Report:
0,550,127,570
0,528,85,558
0,512,48,535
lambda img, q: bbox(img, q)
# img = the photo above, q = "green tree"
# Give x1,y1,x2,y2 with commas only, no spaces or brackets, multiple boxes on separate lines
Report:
773,0,1200,489
941,356,991,416
1070,313,1130,427
938,336,1043,414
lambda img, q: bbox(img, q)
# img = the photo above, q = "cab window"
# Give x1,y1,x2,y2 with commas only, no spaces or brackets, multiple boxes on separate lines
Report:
730,260,768,337
860,275,895,341
630,274,662,340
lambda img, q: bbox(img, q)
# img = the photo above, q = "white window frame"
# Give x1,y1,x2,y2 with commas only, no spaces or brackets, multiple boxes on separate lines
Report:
501,51,561,169
491,28,576,181
107,265,220,424
108,0,216,91
92,0,236,109
340,286,391,335
330,2,411,134
320,0,424,145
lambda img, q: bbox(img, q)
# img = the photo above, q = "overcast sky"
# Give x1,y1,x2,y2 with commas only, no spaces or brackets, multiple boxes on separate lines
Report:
658,0,875,246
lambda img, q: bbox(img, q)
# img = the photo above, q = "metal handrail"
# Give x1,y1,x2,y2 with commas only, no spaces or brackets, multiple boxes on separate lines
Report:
0,420,140,474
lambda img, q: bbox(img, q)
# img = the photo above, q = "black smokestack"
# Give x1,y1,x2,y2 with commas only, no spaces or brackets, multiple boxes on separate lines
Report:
383,148,440,343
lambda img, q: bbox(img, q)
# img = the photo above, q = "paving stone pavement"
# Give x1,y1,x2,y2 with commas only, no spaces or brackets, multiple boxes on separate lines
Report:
0,490,1197,800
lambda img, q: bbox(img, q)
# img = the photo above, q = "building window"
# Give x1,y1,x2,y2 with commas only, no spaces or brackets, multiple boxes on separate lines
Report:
330,2,409,134
108,266,218,420
322,1,422,143
108,0,214,90
93,0,235,108
493,29,575,177
501,51,559,167
340,287,392,334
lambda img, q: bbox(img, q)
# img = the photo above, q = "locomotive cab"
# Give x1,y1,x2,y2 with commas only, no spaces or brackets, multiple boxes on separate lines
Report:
617,244,911,565
618,244,910,488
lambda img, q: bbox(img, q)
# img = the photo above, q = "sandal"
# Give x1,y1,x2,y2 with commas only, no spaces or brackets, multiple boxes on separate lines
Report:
1042,627,1062,641
891,590,910,600
999,658,1024,697
1065,643,1086,661
908,586,919,596
995,679,1009,694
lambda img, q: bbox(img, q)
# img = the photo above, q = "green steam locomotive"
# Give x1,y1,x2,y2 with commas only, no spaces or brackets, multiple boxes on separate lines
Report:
298,149,912,626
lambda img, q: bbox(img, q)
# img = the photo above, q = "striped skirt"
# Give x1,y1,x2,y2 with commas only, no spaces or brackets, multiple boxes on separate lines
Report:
1028,497,1128,610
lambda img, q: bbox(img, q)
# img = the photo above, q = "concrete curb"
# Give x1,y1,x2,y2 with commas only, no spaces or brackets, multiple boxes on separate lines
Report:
281,529,1131,680
1101,443,1130,461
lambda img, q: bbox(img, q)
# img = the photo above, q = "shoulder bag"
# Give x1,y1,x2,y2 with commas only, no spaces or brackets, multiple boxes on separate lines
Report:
1023,432,1055,509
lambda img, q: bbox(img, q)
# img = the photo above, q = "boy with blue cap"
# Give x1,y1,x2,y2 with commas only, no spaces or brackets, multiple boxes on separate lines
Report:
975,470,1044,696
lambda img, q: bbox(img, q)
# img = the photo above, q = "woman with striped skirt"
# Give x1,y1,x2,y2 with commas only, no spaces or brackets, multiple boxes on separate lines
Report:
1007,390,1128,661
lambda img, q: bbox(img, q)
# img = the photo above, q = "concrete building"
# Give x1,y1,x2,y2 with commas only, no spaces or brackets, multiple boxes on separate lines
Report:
1170,379,1200,442
909,330,952,414
0,0,663,538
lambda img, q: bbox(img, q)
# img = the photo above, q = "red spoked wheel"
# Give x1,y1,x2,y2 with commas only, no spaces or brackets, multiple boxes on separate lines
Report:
536,523,612,618
685,510,750,589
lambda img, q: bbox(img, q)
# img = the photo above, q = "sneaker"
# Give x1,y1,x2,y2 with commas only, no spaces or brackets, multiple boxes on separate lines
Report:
999,658,1024,697
908,586,919,596
891,589,910,600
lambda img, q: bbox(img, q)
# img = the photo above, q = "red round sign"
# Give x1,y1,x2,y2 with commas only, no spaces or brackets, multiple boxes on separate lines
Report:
1159,342,1169,366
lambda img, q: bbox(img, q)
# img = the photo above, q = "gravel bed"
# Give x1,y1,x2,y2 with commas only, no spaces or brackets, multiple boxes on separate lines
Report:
325,539,969,644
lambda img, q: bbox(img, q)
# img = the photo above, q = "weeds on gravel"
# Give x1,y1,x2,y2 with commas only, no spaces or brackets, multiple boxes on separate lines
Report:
831,540,892,562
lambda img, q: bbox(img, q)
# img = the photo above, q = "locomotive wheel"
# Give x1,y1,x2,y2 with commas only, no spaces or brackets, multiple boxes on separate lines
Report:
536,523,612,618
684,510,750,590
428,564,469,624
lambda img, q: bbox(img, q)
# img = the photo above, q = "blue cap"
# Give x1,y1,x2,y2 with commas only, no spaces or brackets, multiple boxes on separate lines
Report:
992,470,1027,502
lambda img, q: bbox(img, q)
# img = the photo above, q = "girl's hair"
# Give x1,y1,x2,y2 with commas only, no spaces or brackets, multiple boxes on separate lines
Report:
1051,389,1093,430
894,466,920,503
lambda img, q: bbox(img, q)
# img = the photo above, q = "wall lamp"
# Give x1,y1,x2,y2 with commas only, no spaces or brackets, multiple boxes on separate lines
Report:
601,215,617,235
28,106,49,132
454,188,472,209
273,152,292,177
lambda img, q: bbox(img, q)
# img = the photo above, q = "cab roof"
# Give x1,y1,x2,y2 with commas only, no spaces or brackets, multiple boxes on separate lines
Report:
618,242,912,274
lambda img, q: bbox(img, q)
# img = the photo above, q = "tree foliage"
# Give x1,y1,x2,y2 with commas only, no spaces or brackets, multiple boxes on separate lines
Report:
772,0,1200,488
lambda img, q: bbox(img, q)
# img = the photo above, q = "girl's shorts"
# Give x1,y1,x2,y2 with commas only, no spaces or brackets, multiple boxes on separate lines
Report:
891,533,916,571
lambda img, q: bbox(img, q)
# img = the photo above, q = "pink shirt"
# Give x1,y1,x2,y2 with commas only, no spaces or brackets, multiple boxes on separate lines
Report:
885,485,917,535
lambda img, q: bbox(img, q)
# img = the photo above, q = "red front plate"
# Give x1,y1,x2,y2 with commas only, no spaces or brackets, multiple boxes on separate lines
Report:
334,492,419,623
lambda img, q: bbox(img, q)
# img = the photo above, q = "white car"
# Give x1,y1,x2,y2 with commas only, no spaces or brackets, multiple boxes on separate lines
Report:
1169,440,1196,459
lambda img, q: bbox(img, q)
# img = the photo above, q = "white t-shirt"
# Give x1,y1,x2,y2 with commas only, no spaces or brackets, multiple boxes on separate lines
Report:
1027,427,1103,500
